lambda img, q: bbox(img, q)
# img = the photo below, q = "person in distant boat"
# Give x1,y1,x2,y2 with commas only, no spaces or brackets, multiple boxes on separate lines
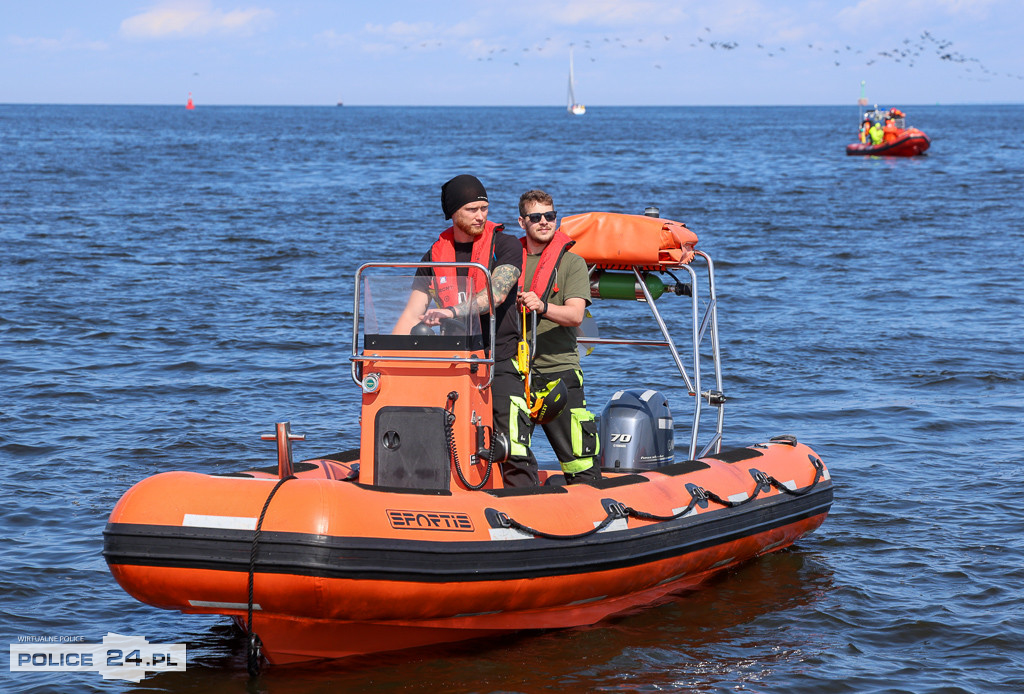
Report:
859,118,872,144
882,113,899,143
515,189,602,485
869,121,884,146
393,175,534,487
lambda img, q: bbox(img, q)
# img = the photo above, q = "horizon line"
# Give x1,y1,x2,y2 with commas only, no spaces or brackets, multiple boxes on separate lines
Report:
3,101,1022,108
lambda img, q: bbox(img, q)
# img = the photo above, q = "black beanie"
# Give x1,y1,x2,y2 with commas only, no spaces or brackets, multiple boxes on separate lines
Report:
441,175,488,220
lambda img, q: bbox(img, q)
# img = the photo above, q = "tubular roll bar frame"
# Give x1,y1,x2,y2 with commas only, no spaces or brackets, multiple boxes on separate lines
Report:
578,250,724,459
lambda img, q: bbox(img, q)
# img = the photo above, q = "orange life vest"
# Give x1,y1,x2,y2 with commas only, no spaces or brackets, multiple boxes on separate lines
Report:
519,231,576,300
429,221,502,307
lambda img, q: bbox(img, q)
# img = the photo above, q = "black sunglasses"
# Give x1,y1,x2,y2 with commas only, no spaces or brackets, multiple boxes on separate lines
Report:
524,211,557,224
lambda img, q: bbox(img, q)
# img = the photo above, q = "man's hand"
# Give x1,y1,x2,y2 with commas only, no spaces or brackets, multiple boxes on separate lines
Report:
519,290,544,314
421,307,453,326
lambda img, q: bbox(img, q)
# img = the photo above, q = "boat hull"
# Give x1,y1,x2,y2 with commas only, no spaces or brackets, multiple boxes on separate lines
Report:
847,129,930,156
104,441,832,663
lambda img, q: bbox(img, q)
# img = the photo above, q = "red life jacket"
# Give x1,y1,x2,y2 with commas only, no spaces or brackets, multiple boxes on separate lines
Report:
519,230,576,300
429,221,502,307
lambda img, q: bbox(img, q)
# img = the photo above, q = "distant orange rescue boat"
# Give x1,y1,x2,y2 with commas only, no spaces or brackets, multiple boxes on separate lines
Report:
847,106,929,156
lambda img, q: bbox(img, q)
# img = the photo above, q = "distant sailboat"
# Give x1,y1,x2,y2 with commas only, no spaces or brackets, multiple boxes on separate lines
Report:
186,92,195,110
567,48,585,115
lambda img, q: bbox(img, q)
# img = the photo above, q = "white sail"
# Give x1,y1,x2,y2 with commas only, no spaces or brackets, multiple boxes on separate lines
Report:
567,48,586,115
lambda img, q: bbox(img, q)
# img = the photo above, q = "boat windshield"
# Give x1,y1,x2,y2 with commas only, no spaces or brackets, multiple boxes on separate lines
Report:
361,272,484,352
863,109,905,128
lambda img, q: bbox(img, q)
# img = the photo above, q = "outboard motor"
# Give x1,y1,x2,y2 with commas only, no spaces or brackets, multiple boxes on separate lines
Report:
598,389,674,471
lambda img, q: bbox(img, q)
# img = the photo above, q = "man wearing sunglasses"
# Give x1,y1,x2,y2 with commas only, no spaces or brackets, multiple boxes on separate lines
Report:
515,190,602,485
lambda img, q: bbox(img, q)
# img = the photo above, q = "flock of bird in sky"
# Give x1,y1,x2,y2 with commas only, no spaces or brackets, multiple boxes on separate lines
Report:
403,27,1021,84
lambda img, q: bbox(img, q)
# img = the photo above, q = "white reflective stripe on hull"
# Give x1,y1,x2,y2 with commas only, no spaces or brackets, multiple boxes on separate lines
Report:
596,518,629,532
182,514,258,530
189,600,262,610
488,527,532,541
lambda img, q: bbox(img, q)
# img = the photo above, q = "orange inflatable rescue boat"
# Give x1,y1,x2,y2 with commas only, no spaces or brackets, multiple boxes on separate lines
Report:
104,211,833,671
847,106,930,156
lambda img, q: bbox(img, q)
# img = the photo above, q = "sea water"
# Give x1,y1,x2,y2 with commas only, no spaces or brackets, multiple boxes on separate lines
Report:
1,104,1022,693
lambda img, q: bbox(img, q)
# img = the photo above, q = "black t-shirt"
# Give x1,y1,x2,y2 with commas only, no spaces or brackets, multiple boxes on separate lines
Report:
416,230,523,360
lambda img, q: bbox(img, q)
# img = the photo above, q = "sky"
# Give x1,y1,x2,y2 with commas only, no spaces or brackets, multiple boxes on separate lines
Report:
3,0,1022,106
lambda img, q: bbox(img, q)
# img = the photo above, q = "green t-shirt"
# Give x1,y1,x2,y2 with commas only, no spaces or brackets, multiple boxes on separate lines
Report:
523,250,592,373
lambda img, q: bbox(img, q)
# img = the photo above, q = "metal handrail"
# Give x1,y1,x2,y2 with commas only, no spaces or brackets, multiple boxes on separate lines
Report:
585,255,725,461
694,250,724,458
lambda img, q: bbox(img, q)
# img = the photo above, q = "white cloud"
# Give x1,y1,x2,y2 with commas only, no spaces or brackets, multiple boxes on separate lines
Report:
550,0,685,25
7,34,108,52
837,0,998,28
353,19,488,56
120,0,274,40
314,29,350,47
364,21,440,40
363,19,481,43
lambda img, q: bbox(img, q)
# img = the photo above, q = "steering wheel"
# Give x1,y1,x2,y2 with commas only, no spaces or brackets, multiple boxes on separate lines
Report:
439,317,465,336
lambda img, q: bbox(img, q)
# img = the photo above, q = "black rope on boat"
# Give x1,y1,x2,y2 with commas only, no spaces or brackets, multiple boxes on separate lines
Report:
445,392,492,491
624,490,703,522
497,506,622,540
699,457,826,508
764,455,826,497
493,456,826,540
245,474,293,678
702,474,771,508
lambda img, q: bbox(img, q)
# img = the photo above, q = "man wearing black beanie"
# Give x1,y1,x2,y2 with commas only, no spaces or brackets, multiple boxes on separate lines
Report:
440,174,489,221
393,175,538,487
